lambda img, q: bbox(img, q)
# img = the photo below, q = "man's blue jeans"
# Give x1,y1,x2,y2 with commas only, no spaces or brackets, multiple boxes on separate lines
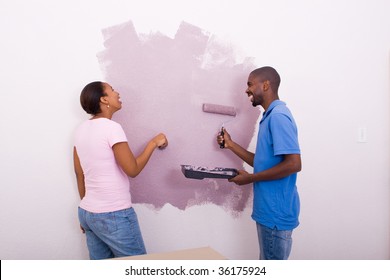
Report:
256,223,293,260
78,207,146,260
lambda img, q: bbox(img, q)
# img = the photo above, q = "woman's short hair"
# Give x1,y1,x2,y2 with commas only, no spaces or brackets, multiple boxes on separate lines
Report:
80,81,106,115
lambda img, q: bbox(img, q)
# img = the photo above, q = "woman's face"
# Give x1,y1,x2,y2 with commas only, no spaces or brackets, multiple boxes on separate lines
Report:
103,83,122,111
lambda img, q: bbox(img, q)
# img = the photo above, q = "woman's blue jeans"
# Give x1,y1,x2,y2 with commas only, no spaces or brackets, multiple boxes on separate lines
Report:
78,207,146,260
256,223,293,260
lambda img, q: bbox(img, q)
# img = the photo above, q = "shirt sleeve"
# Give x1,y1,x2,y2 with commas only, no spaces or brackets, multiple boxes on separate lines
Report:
269,113,300,156
108,122,128,147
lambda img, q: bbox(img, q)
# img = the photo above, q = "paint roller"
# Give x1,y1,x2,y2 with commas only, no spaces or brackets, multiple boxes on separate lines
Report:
202,103,237,117
202,103,237,148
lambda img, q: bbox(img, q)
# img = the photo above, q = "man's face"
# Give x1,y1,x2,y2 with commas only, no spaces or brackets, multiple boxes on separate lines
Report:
246,74,264,107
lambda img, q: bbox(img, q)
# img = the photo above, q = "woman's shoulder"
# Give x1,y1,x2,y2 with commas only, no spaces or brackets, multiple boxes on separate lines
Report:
99,118,125,134
104,118,123,128
91,117,121,126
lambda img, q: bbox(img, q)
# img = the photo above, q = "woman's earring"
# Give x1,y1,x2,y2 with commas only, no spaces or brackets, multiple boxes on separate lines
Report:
107,104,110,108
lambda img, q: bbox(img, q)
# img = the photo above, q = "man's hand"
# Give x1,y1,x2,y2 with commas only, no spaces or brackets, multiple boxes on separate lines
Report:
217,128,233,149
228,169,253,185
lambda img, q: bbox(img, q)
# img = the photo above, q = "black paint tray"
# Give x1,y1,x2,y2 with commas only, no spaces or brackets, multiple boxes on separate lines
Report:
181,165,238,180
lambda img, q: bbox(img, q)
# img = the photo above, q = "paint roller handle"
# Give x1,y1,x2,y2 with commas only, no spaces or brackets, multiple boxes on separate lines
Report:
217,127,233,149
219,127,225,149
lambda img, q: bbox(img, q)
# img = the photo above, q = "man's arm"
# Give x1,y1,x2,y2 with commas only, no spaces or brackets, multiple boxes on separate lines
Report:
218,128,255,166
229,154,301,185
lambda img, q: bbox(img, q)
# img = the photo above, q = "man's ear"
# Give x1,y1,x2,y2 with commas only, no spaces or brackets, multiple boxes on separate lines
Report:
263,80,270,91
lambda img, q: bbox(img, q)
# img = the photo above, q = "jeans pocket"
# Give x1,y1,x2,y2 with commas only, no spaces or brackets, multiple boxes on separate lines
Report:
91,212,118,235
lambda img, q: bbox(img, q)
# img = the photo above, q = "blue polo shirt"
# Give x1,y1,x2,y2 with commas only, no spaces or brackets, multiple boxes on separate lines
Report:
252,100,301,230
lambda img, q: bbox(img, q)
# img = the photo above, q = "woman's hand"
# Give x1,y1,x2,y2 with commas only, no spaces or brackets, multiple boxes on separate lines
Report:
152,133,168,150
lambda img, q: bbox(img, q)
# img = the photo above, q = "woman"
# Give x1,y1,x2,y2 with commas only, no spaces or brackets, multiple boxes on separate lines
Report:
73,81,168,259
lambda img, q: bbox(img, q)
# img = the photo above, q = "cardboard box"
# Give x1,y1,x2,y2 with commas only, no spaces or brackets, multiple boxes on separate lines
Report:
115,246,227,260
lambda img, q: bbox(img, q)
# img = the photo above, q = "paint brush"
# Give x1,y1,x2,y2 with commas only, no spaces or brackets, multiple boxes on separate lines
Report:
202,103,237,148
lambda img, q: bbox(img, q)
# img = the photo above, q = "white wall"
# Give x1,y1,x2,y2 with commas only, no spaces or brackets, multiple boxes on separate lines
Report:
0,0,389,260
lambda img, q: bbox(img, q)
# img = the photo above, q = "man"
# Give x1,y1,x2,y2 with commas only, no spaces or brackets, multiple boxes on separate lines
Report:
217,66,301,260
